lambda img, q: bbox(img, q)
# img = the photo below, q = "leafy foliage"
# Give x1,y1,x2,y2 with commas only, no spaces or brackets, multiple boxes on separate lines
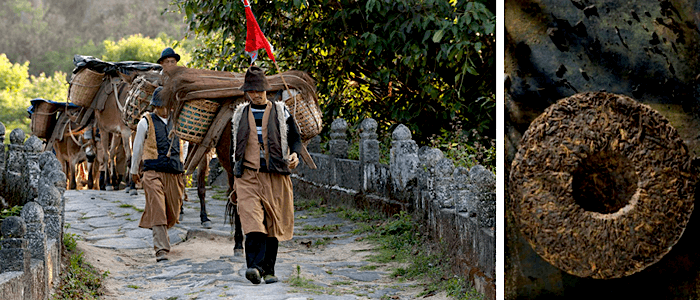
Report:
428,117,495,173
0,205,23,221
0,0,187,76
53,233,109,300
172,0,495,142
102,34,191,65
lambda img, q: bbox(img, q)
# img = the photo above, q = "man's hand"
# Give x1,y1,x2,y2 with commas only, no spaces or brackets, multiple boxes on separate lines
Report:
288,153,299,169
131,173,140,185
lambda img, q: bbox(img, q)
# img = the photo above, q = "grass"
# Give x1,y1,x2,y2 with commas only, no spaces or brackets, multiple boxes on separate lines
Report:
52,233,109,299
326,204,483,300
361,211,484,300
286,265,341,295
127,284,140,289
293,197,484,300
302,224,342,232
119,203,144,212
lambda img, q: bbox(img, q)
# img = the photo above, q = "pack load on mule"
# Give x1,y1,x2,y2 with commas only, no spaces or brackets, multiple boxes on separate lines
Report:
27,98,74,139
69,55,163,191
69,55,162,111
27,98,83,149
159,66,321,174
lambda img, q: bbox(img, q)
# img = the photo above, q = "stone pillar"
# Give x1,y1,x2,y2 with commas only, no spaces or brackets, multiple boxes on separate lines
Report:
36,180,63,242
0,121,6,171
0,216,30,273
5,129,29,207
359,118,379,165
470,165,496,228
390,125,419,190
455,166,479,216
24,136,44,200
20,202,46,260
329,118,348,159
433,158,456,208
307,135,321,153
416,147,445,213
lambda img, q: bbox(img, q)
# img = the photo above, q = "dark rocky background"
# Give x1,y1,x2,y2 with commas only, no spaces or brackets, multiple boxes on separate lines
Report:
505,0,700,298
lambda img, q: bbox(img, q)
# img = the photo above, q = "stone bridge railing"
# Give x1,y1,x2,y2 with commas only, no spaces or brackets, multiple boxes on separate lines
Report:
0,127,67,300
291,118,496,299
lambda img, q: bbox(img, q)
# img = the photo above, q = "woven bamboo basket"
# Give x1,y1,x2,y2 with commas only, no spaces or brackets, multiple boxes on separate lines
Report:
69,68,105,107
175,99,220,144
31,101,59,139
285,93,322,142
123,76,158,130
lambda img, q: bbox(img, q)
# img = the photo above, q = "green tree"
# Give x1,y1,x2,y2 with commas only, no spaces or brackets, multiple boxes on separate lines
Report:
173,0,495,142
102,33,191,65
24,71,70,102
0,54,32,135
0,54,70,137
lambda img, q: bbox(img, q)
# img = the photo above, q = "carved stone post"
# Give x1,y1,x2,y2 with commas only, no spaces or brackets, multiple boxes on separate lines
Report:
390,125,419,191
359,118,379,165
0,216,30,273
21,202,47,260
433,158,456,208
37,152,66,243
470,165,496,228
5,129,28,207
0,121,6,171
24,136,44,200
329,118,348,159
307,135,321,153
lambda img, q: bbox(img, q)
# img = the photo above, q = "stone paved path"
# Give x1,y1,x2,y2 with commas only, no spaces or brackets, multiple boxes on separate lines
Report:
64,186,439,300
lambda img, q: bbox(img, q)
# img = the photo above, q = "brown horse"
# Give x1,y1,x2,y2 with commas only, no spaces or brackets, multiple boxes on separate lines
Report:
189,122,243,254
51,113,95,190
94,70,160,190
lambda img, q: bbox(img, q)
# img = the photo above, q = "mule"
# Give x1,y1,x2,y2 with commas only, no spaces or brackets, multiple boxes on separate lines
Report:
52,114,91,189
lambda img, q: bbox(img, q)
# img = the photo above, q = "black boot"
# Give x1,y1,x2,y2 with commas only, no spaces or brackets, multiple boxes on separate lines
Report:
245,232,267,284
99,171,106,190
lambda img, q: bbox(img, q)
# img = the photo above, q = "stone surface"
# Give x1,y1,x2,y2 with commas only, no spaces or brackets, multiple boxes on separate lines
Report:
24,136,44,152
9,128,25,145
20,202,44,223
1,216,26,238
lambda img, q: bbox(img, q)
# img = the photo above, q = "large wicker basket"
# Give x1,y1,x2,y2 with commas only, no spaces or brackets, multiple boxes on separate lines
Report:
285,93,322,142
31,101,59,139
123,76,158,130
175,99,220,144
69,68,105,107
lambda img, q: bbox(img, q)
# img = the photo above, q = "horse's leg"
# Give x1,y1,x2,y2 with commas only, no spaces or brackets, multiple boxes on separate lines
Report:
119,130,133,193
100,132,114,191
217,124,243,255
198,156,212,228
112,135,126,190
125,131,137,195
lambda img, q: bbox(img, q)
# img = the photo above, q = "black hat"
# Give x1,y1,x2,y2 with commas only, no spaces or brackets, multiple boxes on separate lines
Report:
240,66,271,92
157,47,180,64
150,87,164,107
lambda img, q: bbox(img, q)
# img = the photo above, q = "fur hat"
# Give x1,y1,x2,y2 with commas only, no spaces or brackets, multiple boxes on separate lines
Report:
150,87,164,107
240,66,271,92
157,47,180,64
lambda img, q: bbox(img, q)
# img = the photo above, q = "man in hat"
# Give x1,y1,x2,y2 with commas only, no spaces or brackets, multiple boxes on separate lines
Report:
231,66,302,284
130,86,185,262
157,47,181,69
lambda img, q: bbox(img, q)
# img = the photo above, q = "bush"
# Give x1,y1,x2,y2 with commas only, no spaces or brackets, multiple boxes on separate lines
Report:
428,120,495,174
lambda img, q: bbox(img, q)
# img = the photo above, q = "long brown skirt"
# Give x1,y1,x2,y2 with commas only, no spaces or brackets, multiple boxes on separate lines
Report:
234,169,294,241
139,170,184,229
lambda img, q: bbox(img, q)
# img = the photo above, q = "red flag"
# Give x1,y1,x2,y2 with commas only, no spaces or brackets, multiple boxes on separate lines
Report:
242,0,275,63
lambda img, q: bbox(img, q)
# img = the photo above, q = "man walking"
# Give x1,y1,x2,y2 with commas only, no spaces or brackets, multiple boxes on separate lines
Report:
231,66,302,284
131,86,185,262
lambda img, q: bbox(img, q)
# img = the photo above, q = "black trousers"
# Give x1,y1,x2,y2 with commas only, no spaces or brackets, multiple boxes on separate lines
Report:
245,232,279,276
